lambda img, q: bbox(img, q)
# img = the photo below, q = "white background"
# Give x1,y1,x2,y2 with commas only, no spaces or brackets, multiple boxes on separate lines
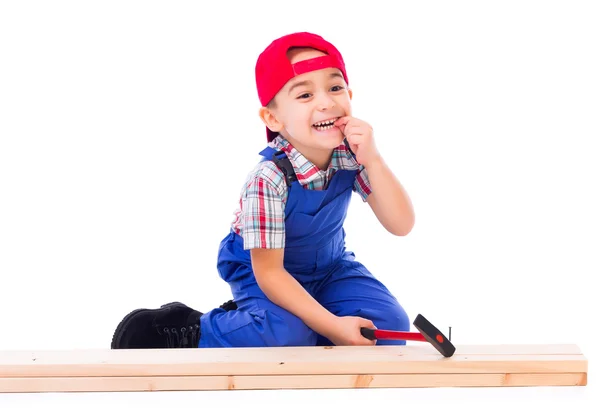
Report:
1,0,598,410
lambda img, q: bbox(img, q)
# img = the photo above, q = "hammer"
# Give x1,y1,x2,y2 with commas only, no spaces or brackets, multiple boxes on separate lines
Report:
360,314,456,357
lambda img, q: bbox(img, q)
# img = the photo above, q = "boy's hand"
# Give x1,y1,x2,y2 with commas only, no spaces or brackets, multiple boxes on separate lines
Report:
327,316,378,346
334,116,381,168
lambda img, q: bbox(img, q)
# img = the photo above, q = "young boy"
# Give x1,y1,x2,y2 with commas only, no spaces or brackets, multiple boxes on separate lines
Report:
111,32,415,349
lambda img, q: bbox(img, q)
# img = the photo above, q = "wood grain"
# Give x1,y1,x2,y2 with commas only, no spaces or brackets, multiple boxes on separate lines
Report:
0,373,587,393
0,344,588,392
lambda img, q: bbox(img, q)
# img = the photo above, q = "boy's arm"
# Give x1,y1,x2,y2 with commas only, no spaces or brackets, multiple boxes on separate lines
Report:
250,248,338,337
335,116,415,237
250,248,377,346
364,157,415,236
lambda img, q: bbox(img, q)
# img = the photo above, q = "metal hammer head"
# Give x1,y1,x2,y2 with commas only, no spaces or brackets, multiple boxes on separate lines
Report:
413,314,456,357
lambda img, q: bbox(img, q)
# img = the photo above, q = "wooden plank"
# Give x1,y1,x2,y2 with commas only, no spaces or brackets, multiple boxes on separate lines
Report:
2,354,586,378
0,373,587,393
0,345,587,378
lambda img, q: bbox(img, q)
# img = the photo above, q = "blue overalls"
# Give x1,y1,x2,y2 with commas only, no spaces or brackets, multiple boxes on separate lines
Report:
198,146,409,347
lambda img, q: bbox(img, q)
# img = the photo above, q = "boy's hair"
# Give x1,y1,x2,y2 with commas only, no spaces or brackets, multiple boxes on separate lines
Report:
255,32,348,142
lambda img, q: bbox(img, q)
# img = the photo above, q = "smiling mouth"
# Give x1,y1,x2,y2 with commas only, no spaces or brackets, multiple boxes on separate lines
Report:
312,117,340,131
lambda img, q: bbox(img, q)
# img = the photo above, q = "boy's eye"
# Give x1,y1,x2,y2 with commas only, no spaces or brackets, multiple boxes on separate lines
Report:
297,85,344,100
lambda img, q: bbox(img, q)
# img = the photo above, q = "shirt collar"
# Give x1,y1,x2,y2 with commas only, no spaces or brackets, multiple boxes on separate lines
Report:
269,134,360,186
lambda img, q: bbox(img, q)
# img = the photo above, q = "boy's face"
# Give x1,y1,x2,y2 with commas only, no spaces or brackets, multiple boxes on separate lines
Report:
260,48,353,152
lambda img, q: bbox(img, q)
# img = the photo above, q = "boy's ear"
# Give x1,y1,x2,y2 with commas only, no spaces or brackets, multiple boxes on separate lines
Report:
258,106,283,133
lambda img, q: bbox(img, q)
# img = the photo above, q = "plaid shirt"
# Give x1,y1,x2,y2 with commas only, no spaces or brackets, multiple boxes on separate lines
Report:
231,135,372,250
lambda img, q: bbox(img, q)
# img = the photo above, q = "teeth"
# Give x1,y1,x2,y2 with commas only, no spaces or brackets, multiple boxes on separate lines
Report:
313,118,338,127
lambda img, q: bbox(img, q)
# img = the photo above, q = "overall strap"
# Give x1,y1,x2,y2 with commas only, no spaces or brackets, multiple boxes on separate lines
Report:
258,146,298,187
271,150,298,187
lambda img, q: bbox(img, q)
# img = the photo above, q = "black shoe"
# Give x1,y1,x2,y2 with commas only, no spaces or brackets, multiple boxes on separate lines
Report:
111,302,202,349
219,299,237,311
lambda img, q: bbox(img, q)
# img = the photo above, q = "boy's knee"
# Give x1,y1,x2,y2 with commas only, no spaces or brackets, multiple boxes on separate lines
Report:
383,304,410,331
387,304,410,331
366,302,410,332
372,303,410,345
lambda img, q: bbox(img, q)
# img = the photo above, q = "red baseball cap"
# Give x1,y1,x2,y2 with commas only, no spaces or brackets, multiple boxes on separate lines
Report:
255,32,349,142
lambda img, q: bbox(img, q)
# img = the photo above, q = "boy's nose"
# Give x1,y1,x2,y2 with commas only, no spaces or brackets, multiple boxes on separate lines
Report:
316,93,336,111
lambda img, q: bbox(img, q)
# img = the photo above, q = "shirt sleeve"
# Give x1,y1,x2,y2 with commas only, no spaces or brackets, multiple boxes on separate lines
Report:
353,164,372,202
240,174,286,250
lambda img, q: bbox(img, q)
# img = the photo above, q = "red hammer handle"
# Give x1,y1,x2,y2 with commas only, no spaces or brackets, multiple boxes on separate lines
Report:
360,328,427,342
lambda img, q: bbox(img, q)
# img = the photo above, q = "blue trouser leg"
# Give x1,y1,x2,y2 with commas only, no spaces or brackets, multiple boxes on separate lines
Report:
198,281,318,348
199,257,408,347
200,233,407,347
314,257,410,346
199,232,317,348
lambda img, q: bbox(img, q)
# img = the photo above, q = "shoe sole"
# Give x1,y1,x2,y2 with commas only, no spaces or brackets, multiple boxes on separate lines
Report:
110,302,184,349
